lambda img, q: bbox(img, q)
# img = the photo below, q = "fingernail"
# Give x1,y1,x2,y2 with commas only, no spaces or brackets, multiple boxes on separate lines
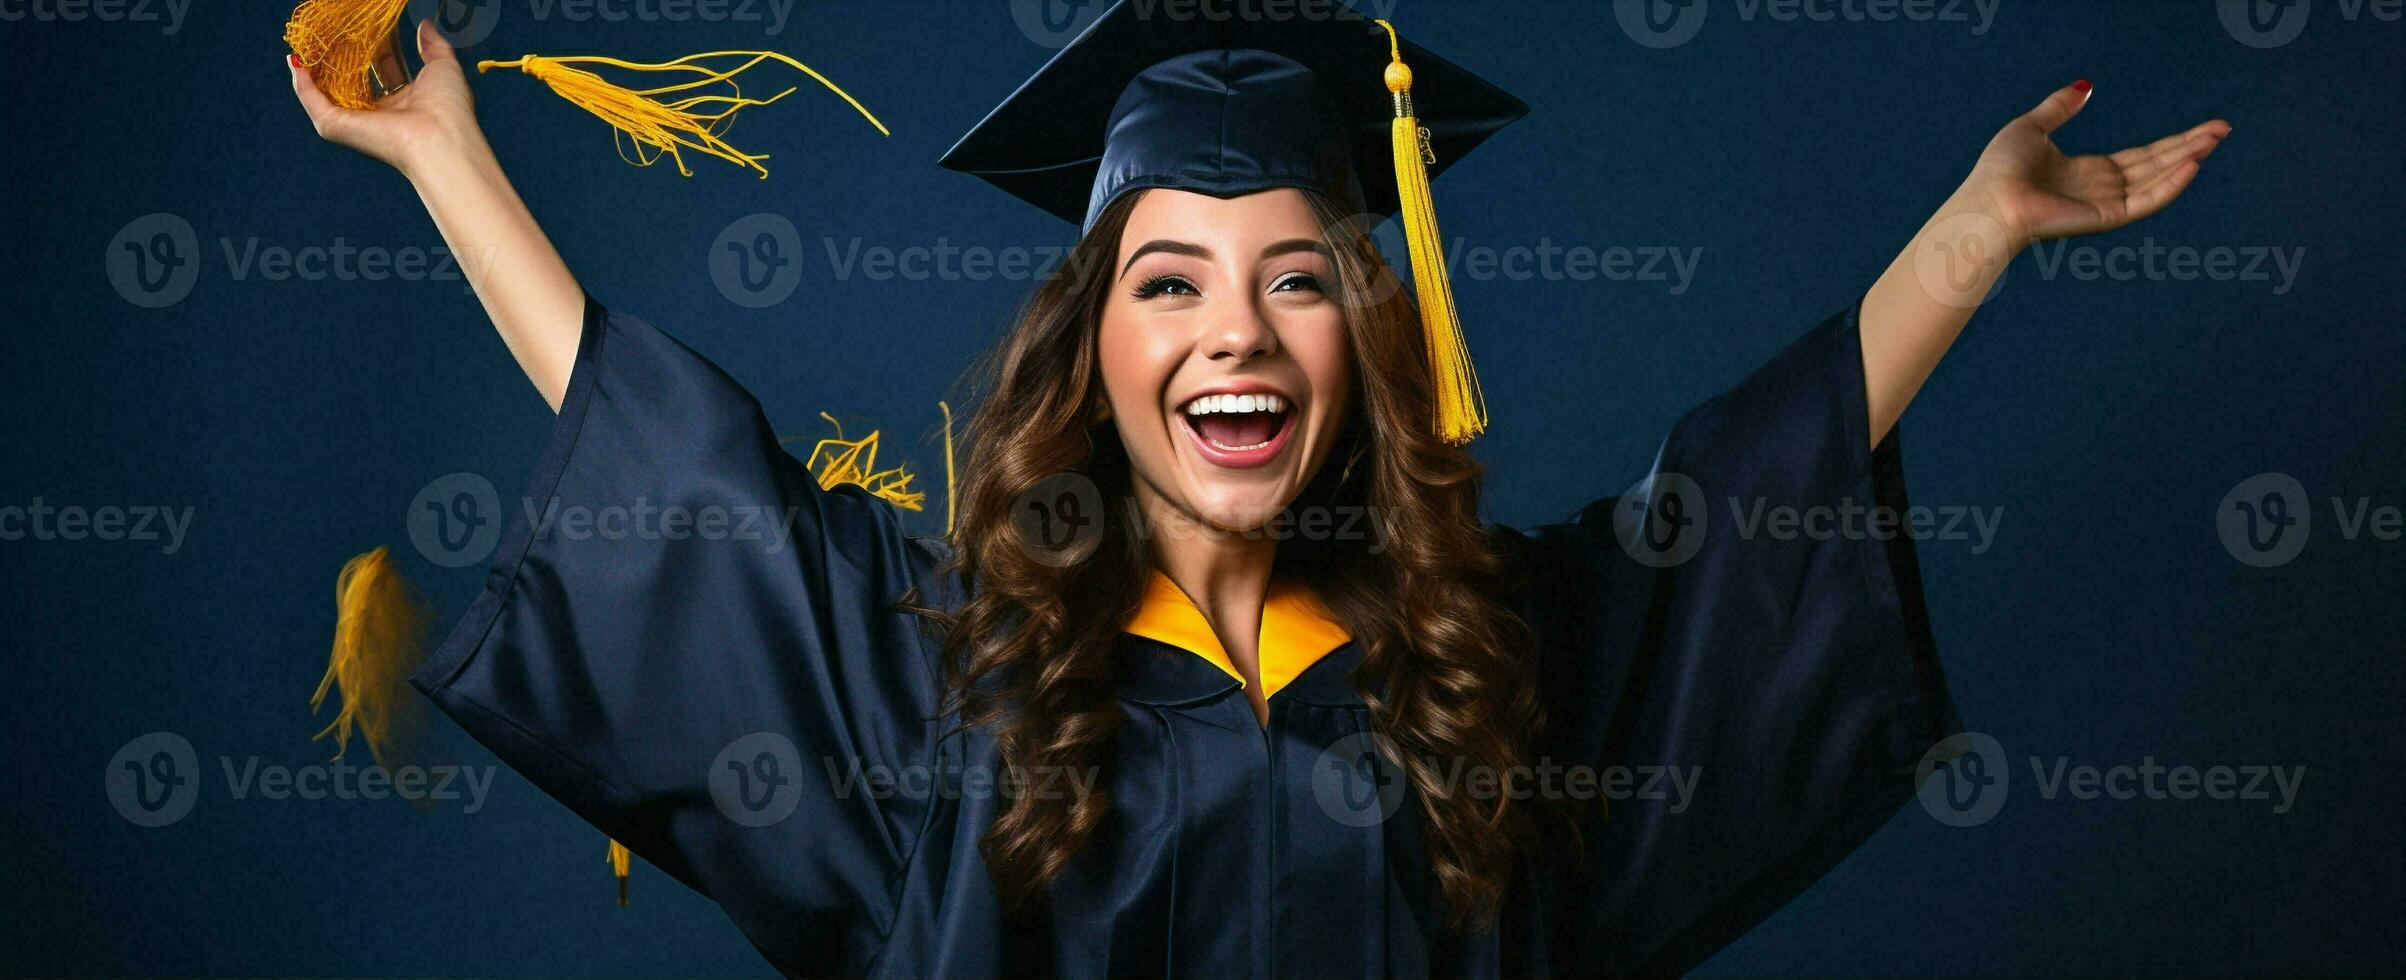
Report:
289,54,302,69
2071,79,2093,97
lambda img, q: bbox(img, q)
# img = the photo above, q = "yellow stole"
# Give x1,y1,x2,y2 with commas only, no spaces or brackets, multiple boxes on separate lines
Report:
1121,570,1353,698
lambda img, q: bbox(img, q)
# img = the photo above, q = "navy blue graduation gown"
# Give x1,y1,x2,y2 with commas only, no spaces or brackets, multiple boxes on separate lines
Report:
411,296,1959,977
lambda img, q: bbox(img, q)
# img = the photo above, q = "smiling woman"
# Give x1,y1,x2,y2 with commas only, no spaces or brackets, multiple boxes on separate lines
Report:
286,0,2228,974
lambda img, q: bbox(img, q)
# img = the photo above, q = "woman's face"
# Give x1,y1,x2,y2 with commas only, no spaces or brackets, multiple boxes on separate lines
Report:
1097,188,1356,535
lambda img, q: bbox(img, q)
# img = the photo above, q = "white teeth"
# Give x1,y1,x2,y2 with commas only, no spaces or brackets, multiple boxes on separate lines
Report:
1181,393,1288,415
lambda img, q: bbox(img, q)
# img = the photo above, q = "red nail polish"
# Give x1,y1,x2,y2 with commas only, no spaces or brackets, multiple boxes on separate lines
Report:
289,54,302,68
2071,79,2092,95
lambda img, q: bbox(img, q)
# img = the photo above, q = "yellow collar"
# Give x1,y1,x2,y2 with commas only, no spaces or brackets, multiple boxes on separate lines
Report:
1122,570,1353,698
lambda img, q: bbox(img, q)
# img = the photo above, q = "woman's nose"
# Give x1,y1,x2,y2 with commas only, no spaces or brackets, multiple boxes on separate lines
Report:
1205,302,1279,363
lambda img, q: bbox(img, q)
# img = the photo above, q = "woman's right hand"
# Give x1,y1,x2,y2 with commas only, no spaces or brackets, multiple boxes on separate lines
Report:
286,17,586,411
289,19,483,178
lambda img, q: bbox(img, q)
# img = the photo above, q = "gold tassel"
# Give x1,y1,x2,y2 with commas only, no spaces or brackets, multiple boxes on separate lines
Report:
284,0,410,111
607,838,633,906
312,546,430,767
1374,20,1487,445
476,51,890,178
940,401,957,536
786,413,927,511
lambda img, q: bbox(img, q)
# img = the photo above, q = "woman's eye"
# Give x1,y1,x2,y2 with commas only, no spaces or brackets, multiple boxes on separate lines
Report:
1271,273,1324,295
1133,275,1199,299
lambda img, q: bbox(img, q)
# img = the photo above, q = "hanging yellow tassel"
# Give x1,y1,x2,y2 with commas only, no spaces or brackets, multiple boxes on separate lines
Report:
1373,20,1487,445
606,838,633,906
284,0,410,110
311,546,430,767
477,51,890,178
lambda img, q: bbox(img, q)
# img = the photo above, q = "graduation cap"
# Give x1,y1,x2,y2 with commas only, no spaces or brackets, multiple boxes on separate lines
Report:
939,2,1527,444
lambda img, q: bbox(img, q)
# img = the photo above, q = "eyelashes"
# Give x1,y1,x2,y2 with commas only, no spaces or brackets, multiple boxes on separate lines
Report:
1271,273,1325,295
1128,273,1326,300
1131,274,1198,300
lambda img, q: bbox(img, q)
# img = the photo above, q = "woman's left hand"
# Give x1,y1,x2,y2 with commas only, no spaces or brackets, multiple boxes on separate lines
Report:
1967,81,2230,246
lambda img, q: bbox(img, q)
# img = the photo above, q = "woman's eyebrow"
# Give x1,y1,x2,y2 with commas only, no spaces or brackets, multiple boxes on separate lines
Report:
1120,239,1210,278
1259,238,1331,262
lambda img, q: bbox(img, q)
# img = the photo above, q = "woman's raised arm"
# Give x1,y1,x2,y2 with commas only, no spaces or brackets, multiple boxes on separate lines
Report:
1859,81,2229,445
289,19,583,411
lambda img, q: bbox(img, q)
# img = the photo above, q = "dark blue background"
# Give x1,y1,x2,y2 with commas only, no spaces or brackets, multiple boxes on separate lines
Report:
4,0,2399,974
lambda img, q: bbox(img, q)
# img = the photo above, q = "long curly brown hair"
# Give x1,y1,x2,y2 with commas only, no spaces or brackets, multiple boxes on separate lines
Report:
909,188,1551,931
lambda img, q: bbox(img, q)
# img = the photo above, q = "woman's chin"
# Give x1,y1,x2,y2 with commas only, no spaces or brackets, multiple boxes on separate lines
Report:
1172,487,1295,538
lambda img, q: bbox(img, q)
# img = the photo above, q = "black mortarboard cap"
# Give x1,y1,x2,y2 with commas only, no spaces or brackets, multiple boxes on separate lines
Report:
938,1,1527,234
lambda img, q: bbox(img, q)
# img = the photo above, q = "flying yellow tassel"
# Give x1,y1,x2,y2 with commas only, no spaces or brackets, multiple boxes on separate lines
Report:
477,51,890,178
312,546,430,767
790,413,927,511
607,838,633,906
1374,20,1487,445
284,0,410,110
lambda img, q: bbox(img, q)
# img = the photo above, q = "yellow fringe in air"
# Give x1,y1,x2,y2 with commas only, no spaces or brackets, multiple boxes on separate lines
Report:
477,51,890,178
607,839,633,907
312,546,430,767
284,0,411,110
1374,20,1486,445
940,401,957,536
788,414,927,511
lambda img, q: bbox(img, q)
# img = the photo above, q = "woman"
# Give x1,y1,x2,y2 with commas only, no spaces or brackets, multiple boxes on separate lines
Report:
288,7,2225,976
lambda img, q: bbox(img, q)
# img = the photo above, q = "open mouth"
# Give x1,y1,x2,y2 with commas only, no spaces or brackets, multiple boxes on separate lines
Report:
1178,392,1294,468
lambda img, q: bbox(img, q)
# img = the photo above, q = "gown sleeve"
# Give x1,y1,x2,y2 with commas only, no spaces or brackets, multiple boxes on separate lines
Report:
1493,301,1962,976
408,296,952,976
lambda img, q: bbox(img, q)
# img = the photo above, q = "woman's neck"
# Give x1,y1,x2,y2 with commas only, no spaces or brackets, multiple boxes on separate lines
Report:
1134,484,1280,722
